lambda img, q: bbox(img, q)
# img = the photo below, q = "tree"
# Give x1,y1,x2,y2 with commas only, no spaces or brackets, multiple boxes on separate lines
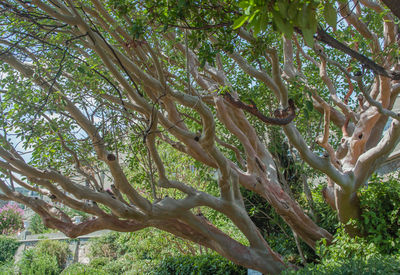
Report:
0,0,399,273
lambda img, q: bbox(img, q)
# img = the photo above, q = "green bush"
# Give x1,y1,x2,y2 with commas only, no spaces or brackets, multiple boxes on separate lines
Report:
153,254,246,275
0,260,16,274
18,239,71,274
61,263,107,275
0,235,20,263
34,240,71,269
317,228,381,261
89,257,109,269
89,233,120,259
284,255,400,275
29,214,51,234
19,248,60,275
358,175,400,254
0,203,24,235
283,227,400,274
312,184,339,234
88,252,150,274
100,255,135,274
89,229,199,261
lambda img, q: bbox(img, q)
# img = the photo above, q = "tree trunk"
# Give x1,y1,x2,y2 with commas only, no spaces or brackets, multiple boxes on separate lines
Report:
381,0,400,20
324,183,362,236
334,186,362,236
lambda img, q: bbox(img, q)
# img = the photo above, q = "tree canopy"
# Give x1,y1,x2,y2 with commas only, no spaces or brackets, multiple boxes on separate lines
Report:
0,0,399,273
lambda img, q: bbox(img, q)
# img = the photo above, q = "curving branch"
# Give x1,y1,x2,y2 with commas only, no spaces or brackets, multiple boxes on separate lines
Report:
316,103,341,169
222,92,296,126
354,119,400,189
315,27,400,80
356,77,400,121
381,0,400,20
283,124,352,190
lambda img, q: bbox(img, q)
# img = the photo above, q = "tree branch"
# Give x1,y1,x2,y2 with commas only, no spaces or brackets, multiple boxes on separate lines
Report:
315,27,400,80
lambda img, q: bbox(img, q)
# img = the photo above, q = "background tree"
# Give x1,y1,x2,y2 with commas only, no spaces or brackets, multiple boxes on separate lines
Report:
0,0,399,273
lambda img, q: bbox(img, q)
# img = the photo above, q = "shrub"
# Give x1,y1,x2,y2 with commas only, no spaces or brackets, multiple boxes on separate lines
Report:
358,175,400,254
89,232,120,259
89,251,146,274
18,239,71,274
312,185,339,234
88,231,247,274
153,254,246,275
0,235,20,263
89,257,109,269
61,263,107,275
0,260,16,274
284,255,400,275
19,248,60,275
34,239,71,269
0,203,24,235
317,228,381,261
89,229,195,261
29,214,51,234
283,227,400,274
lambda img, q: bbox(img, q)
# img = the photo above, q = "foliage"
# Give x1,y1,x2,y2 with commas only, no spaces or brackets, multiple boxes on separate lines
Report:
89,232,122,260
153,254,246,275
284,254,400,274
0,235,20,263
19,248,60,275
35,239,71,269
0,260,16,274
358,175,400,254
61,263,107,275
318,228,380,261
284,228,400,274
90,255,138,274
233,0,342,45
88,229,203,273
312,185,339,234
87,229,245,274
0,203,24,235
18,239,71,274
28,214,51,234
89,228,207,260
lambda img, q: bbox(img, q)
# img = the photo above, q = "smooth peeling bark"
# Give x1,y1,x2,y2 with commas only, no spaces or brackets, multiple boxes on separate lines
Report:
334,186,362,236
236,169,333,248
214,98,332,248
61,215,289,274
2,180,287,274
382,0,400,20
322,181,362,236
154,217,287,274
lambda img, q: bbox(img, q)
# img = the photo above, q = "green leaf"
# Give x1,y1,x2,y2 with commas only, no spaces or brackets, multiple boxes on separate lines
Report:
302,28,315,47
276,1,288,18
248,9,260,23
305,100,313,111
238,0,250,9
288,1,299,20
273,12,293,37
253,10,269,35
299,4,309,29
233,15,249,29
77,66,85,74
253,17,262,36
324,2,337,29
304,108,309,120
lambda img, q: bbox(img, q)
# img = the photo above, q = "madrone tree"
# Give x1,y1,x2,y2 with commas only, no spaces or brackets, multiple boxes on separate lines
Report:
0,0,399,273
